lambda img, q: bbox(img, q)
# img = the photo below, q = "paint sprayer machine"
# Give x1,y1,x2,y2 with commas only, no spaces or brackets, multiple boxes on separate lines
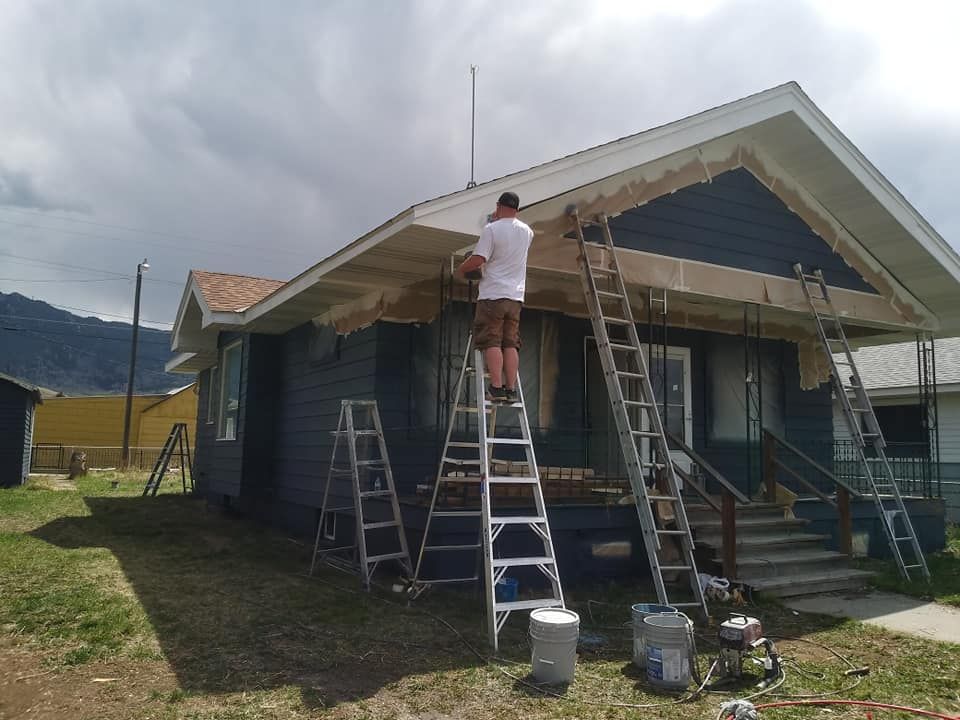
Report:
715,615,781,688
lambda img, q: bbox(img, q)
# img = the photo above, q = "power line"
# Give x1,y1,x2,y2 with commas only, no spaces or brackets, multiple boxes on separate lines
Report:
0,276,128,284
1,324,171,345
44,302,175,326
0,327,177,379
0,312,169,331
0,251,183,286
0,212,316,261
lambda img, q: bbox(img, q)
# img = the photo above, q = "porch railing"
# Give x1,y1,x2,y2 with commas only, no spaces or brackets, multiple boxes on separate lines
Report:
668,432,750,578
763,430,862,556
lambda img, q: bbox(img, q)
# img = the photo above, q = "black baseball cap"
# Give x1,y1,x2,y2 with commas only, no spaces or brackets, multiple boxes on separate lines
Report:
497,191,520,209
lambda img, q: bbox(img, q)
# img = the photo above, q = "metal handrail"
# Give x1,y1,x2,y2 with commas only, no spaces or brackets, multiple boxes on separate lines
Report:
763,429,862,501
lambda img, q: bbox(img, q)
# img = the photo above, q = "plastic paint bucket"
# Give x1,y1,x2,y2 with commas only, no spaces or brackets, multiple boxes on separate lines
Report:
495,577,518,603
644,613,693,689
529,608,580,684
631,603,678,669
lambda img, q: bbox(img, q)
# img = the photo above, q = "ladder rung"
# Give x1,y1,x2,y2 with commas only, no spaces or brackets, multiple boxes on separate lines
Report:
363,520,399,530
647,495,678,502
424,544,482,552
894,536,915,542
419,576,479,585
632,430,661,438
602,316,633,326
622,399,654,408
492,556,555,568
608,342,639,352
670,602,704,608
455,405,492,414
903,564,923,569
592,267,617,275
617,371,646,380
366,551,408,563
482,400,523,408
494,598,562,612
329,429,379,436
443,458,481,465
432,510,482,517
656,529,688,536
359,490,394,498
658,565,693,571
488,476,538,484
485,438,529,445
356,460,386,466
491,516,546,525
438,476,481,483
447,442,480,448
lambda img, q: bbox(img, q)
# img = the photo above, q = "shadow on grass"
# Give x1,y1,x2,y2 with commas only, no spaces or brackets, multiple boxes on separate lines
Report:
30,494,480,710
859,524,960,608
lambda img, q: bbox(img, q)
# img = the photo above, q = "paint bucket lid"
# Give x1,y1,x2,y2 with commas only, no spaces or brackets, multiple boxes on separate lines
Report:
530,608,580,627
643,613,690,629
631,603,677,616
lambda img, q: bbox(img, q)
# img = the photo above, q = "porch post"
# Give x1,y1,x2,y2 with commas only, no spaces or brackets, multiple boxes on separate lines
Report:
721,489,737,579
762,431,777,502
837,486,853,556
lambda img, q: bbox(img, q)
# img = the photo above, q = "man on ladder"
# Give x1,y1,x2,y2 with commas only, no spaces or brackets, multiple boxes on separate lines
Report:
456,191,533,402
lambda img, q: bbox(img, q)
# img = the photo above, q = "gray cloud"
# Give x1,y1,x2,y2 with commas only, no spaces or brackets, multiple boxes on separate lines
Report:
0,0,956,329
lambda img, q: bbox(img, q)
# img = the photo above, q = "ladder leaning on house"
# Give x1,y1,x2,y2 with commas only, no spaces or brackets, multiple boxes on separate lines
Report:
411,334,565,651
570,209,708,620
142,422,193,496
794,264,930,582
309,400,412,589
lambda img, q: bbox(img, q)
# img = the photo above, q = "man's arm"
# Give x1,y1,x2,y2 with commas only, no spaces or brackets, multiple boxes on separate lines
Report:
456,252,486,278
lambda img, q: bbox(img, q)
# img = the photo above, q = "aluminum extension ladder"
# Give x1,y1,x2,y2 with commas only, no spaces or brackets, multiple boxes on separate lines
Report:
411,335,564,651
310,400,412,588
794,265,930,581
571,210,708,619
142,422,193,496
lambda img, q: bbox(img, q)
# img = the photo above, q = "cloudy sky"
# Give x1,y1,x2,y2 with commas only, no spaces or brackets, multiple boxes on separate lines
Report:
1,0,958,330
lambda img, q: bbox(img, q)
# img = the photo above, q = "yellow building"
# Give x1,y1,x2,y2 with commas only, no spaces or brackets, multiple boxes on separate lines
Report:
34,384,198,449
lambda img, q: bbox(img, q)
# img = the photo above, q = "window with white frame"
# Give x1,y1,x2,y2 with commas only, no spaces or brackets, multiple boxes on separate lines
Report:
217,341,242,440
206,366,218,424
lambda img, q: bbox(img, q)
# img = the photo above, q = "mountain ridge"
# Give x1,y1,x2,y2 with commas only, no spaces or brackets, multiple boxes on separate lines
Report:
0,291,191,395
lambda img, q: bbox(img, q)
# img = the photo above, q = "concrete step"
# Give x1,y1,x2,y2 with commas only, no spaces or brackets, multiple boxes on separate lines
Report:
747,568,874,598
693,517,810,543
733,549,850,581
699,531,832,555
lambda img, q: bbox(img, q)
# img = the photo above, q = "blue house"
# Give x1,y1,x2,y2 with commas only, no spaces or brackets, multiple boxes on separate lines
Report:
167,83,960,596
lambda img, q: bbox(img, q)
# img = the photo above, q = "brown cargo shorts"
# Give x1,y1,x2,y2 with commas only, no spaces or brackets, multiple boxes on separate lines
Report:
473,299,522,350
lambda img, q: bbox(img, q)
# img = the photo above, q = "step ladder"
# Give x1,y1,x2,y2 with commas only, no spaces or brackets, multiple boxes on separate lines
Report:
309,400,412,589
142,422,193,496
794,265,929,581
411,334,564,651
570,210,708,619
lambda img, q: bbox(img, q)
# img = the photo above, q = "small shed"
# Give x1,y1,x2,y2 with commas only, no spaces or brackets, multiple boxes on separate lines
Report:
0,372,43,487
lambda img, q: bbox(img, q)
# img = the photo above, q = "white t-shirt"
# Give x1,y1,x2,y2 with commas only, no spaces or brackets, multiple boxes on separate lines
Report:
472,218,534,302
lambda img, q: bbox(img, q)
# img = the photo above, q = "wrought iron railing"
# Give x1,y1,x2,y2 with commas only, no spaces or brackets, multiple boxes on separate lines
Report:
30,445,175,472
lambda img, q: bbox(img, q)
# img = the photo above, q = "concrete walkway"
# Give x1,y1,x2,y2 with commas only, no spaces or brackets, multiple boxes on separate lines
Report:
786,591,960,644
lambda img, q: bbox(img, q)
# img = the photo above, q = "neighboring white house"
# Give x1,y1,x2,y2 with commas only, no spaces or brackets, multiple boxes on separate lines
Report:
833,337,960,521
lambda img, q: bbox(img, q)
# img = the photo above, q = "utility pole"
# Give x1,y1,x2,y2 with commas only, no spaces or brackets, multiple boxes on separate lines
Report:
467,64,478,189
121,258,149,469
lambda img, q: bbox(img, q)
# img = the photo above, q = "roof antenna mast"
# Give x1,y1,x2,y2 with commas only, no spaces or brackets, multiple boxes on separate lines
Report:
466,64,478,189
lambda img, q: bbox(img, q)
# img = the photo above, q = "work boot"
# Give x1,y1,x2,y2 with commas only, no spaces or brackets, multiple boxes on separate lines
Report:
504,387,518,403
487,385,509,402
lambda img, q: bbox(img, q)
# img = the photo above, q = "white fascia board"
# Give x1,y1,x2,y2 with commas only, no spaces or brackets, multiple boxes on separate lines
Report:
789,90,960,285
412,84,802,235
200,311,245,331
238,209,416,326
165,352,198,373
171,275,210,351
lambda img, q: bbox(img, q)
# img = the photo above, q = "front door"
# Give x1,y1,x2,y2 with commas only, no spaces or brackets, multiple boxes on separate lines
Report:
585,340,693,476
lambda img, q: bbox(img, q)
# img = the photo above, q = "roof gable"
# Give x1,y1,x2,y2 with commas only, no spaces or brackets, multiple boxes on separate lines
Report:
192,270,285,313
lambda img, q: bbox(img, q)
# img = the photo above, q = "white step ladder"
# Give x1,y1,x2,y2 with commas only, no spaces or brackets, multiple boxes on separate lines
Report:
571,210,708,619
412,335,564,651
794,265,930,581
310,400,412,588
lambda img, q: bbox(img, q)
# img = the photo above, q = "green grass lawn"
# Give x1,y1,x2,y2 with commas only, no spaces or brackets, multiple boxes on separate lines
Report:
1,472,959,720
859,524,960,607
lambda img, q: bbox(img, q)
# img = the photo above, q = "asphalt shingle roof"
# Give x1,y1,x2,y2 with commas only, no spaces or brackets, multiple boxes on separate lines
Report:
835,337,960,390
192,270,285,313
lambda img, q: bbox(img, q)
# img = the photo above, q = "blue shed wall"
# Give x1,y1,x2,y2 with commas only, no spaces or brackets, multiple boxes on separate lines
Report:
0,380,32,487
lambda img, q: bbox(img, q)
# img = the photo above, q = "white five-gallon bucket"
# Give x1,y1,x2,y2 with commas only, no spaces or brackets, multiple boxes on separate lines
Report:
631,603,678,669
643,613,693,689
529,608,580,684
